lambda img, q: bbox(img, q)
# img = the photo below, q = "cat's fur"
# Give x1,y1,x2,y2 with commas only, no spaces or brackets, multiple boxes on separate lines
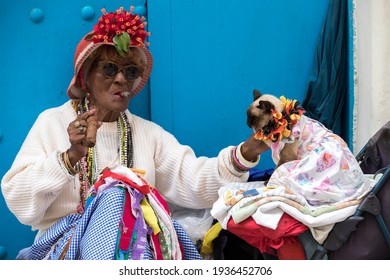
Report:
246,89,300,170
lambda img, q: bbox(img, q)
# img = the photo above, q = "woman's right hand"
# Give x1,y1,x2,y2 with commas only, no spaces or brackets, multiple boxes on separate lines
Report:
66,108,100,166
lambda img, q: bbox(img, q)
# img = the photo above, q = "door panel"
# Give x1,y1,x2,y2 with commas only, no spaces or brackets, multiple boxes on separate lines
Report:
0,0,149,259
148,0,329,169
0,0,333,259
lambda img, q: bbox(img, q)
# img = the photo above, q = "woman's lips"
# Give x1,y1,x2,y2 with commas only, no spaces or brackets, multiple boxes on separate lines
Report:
113,91,131,98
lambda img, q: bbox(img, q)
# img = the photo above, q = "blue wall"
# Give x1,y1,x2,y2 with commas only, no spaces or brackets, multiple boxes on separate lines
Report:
0,0,149,260
148,0,329,170
0,0,332,259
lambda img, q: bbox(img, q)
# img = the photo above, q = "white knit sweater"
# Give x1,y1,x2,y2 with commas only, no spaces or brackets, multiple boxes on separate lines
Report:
1,101,258,236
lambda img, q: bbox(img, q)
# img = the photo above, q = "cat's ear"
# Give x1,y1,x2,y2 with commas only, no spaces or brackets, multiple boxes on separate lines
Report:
253,89,262,101
257,100,274,112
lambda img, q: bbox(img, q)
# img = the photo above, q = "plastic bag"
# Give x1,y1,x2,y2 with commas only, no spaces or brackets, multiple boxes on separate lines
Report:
168,203,214,244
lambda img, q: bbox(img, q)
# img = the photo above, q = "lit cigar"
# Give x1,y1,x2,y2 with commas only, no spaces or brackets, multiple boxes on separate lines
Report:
121,91,131,98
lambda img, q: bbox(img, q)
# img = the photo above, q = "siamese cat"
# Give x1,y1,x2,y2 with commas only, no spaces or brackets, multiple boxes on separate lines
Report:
246,89,301,170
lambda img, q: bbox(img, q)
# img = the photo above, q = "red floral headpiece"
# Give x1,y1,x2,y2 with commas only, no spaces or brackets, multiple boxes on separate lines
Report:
85,6,151,56
254,96,305,142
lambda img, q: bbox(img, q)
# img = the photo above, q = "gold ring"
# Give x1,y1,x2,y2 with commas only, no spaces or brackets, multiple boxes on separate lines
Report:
79,126,86,134
74,121,81,128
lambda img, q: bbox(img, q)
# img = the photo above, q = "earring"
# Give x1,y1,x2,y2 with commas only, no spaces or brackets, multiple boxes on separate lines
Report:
84,92,90,110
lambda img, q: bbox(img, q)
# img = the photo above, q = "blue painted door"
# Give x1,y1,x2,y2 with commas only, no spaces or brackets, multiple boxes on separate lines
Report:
0,0,329,259
0,0,149,260
148,0,329,169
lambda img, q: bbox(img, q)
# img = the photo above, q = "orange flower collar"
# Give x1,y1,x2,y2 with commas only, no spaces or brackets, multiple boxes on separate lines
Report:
254,96,305,142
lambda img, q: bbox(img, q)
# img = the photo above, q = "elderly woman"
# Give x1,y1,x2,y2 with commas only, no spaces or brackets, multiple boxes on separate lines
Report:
1,7,268,260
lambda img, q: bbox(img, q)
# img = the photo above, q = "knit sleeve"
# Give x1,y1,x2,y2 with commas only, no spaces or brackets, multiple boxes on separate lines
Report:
1,107,76,227
152,128,251,209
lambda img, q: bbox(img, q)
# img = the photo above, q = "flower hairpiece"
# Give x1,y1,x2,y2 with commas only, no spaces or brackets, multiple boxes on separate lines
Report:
85,6,151,57
254,96,305,142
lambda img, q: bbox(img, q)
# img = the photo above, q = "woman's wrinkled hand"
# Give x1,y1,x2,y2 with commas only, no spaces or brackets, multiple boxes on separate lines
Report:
66,108,102,166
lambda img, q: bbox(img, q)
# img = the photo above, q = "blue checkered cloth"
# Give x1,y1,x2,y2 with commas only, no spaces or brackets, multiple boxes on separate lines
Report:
17,187,202,260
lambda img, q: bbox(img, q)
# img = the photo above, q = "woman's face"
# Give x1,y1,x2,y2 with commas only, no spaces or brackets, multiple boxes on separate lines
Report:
86,46,145,121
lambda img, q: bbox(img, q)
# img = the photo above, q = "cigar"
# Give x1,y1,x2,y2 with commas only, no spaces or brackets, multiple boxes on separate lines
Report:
120,91,131,98
86,115,98,147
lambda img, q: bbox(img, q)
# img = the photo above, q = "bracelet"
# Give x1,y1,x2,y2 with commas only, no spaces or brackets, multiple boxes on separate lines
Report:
236,143,260,164
231,146,250,173
57,152,71,177
61,150,77,176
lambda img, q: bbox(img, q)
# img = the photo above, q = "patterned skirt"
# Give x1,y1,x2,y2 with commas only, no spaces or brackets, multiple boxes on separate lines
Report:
17,167,202,260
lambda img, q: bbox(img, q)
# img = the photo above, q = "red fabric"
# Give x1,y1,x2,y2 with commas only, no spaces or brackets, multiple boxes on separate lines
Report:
93,168,181,259
276,240,306,260
150,188,170,214
227,213,308,256
73,34,93,66
119,191,135,251
150,233,163,260
96,169,150,194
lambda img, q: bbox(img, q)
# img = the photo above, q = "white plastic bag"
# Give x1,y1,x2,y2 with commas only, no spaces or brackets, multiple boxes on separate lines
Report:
168,204,214,244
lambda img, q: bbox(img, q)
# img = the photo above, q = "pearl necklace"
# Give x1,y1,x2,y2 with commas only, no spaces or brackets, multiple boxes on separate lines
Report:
72,99,134,213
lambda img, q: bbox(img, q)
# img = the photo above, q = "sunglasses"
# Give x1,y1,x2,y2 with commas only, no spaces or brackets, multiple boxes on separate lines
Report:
97,61,144,81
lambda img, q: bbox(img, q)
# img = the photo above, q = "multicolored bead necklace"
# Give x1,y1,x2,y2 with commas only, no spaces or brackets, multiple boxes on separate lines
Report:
72,98,134,213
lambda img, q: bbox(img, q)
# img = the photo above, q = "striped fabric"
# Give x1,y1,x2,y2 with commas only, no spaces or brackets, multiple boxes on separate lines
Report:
17,187,201,260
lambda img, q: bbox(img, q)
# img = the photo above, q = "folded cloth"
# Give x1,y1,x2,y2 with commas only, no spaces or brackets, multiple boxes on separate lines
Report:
227,213,308,256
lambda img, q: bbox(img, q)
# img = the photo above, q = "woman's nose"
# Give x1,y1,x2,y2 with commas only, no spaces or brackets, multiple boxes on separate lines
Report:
113,70,128,83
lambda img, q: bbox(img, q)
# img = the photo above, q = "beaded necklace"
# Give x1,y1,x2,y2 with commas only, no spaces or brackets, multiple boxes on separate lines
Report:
72,98,134,213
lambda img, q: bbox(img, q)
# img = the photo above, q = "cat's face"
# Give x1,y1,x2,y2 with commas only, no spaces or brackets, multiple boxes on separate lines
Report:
246,89,282,133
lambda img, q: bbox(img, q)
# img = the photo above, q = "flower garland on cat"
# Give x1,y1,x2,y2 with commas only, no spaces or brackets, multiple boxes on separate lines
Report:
254,96,305,142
